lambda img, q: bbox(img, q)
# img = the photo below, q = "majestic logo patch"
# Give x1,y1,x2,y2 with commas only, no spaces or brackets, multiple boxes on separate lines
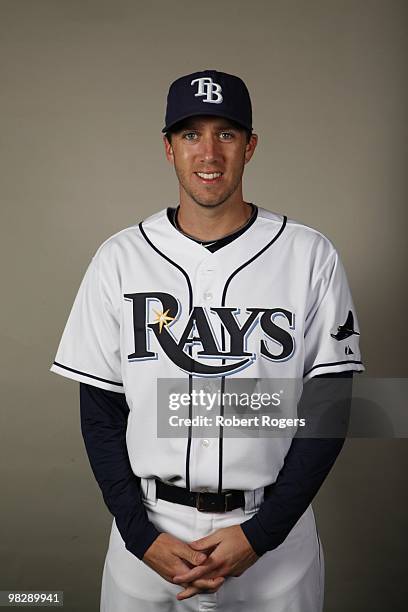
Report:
331,310,360,341
191,77,223,104
124,292,296,377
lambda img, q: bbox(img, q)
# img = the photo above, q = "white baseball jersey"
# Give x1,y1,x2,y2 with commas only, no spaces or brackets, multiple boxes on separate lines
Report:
50,206,363,493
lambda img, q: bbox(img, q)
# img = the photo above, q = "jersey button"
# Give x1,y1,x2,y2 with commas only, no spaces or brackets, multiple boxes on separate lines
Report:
201,439,210,448
203,291,213,301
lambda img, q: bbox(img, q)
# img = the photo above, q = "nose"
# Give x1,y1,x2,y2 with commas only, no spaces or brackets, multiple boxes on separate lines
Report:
199,134,221,164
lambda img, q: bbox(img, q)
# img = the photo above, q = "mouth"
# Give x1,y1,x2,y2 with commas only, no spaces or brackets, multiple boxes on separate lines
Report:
194,171,223,184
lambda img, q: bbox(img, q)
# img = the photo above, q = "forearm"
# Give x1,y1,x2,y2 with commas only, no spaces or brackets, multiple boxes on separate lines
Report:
241,372,353,556
241,436,345,556
79,383,161,560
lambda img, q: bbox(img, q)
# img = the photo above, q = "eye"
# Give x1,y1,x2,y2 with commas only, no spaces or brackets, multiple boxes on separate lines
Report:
182,131,198,141
219,131,234,140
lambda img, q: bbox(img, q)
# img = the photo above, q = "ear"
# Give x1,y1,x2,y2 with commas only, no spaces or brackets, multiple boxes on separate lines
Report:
163,134,174,164
244,133,258,164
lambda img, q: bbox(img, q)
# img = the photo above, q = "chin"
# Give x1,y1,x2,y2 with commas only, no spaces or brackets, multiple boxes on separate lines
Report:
190,191,233,208
194,200,230,210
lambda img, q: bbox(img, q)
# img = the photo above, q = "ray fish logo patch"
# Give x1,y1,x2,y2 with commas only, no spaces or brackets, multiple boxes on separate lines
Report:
331,310,360,341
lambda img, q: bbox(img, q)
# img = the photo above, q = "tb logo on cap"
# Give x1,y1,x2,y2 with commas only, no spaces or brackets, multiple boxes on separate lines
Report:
191,77,223,104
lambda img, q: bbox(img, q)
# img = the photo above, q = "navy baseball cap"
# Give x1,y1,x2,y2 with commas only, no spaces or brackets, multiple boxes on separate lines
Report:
162,69,252,133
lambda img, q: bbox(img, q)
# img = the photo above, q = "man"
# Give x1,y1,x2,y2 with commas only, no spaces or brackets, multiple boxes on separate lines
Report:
50,70,364,611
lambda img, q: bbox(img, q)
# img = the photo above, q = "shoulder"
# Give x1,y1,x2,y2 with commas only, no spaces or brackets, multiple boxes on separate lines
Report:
257,206,339,264
91,208,168,264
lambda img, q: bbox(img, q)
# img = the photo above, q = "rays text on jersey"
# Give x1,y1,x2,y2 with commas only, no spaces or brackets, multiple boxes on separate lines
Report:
124,291,295,376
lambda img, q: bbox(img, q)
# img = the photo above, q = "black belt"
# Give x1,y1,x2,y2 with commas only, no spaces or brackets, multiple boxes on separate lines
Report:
155,479,272,513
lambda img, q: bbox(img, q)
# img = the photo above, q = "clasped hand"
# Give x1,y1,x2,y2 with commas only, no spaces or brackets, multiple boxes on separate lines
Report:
143,525,259,601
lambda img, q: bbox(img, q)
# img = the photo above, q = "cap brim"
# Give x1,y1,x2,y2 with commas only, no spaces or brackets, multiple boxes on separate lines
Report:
162,110,251,133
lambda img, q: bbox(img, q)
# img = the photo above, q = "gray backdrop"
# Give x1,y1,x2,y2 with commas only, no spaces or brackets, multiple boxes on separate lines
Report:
1,1,407,610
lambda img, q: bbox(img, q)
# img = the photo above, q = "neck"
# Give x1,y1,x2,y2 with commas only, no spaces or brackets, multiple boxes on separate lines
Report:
176,199,253,242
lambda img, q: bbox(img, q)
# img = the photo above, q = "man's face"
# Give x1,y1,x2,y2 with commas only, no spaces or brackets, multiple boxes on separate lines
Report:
164,116,258,208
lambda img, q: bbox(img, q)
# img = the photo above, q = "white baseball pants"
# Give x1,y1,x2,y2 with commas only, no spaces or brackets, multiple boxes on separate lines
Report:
100,478,324,612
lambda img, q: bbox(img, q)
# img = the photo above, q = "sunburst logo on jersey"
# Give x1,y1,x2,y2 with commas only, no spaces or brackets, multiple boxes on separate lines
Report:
152,309,175,333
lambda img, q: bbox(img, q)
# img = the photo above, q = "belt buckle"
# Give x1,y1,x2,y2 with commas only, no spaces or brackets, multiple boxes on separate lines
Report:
196,491,233,513
223,492,233,512
196,492,208,512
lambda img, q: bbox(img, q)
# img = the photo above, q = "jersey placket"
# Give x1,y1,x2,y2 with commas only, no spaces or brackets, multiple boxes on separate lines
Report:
188,255,224,494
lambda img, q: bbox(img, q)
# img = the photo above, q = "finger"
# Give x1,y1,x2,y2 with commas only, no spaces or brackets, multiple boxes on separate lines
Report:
176,545,207,567
189,532,220,550
173,558,221,583
192,576,225,591
176,585,201,601
176,577,225,600
171,562,195,583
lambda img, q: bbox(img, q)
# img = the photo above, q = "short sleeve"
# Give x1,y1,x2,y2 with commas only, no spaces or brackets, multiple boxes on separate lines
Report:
303,250,364,382
50,252,124,393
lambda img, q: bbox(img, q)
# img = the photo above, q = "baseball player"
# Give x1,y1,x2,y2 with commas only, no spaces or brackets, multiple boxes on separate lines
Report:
50,70,364,611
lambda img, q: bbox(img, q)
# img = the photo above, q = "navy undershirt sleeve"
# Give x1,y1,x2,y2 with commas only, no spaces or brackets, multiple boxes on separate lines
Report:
79,383,161,560
80,371,353,561
240,371,354,556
